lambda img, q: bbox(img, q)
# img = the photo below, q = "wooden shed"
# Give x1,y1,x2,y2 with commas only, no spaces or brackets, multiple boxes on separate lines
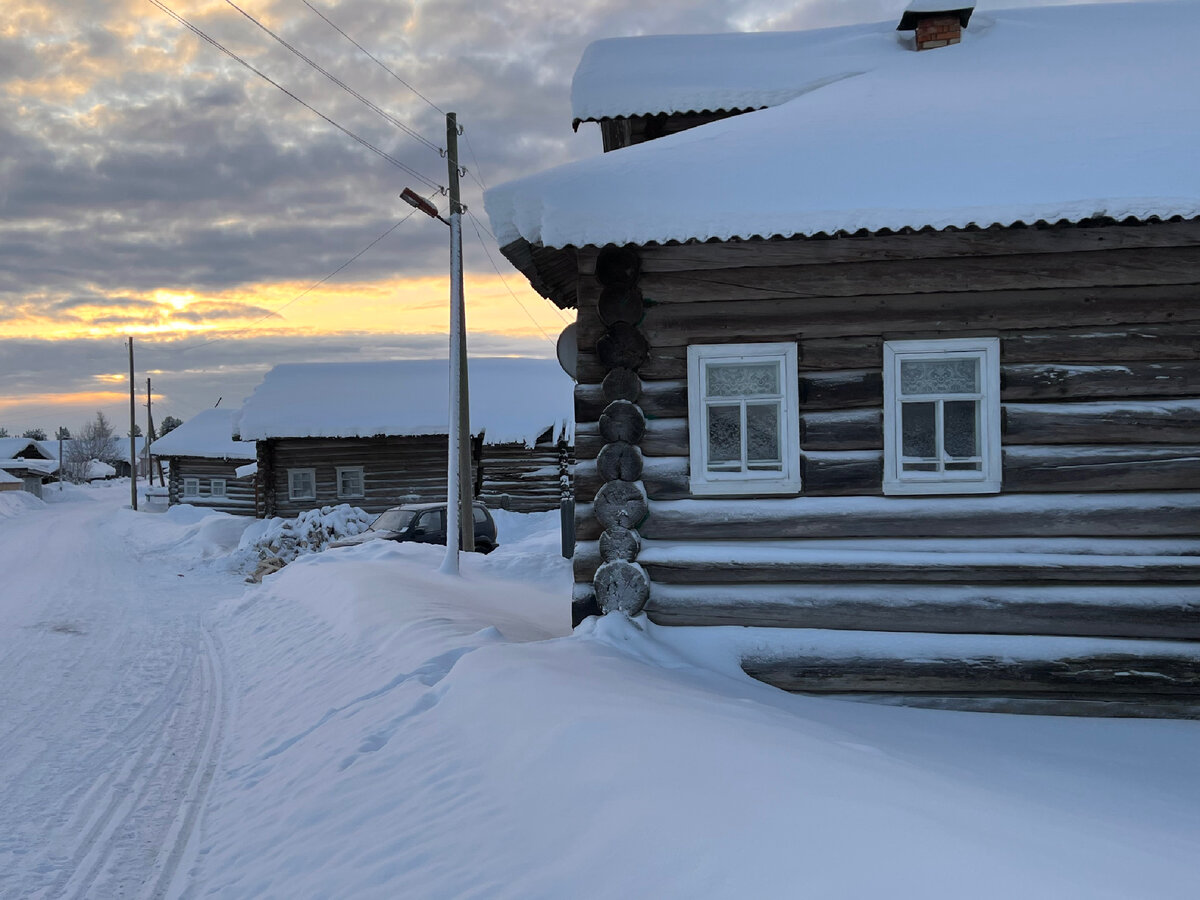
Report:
234,358,574,519
149,408,258,515
486,1,1200,714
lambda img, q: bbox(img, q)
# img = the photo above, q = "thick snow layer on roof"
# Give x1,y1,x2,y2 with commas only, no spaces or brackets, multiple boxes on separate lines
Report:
0,458,58,475
150,408,256,460
492,1,1200,249
0,469,20,484
235,358,574,446
0,438,45,459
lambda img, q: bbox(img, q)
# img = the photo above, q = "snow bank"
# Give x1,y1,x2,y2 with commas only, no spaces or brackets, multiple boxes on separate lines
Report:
238,504,375,566
197,516,1200,897
0,490,44,519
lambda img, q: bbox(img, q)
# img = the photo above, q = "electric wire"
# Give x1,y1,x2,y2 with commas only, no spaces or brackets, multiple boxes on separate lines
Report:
175,206,425,353
145,0,443,192
466,212,562,344
301,0,446,117
220,0,443,156
461,130,489,193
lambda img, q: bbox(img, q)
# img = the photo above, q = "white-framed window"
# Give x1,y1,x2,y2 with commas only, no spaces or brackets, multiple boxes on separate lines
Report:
686,342,801,496
883,337,1001,495
288,468,316,501
182,477,199,498
210,478,227,498
336,466,364,499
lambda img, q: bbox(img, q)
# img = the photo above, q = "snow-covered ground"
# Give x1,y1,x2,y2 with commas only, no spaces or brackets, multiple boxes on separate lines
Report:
1,484,1198,898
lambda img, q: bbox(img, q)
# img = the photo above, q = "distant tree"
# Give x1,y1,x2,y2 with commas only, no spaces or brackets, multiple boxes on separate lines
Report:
128,423,143,438
22,427,47,441
159,416,183,436
0,427,8,438
55,426,71,440
63,411,121,483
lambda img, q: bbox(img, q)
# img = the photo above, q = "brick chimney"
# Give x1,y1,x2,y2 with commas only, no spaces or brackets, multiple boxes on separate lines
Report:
897,2,976,51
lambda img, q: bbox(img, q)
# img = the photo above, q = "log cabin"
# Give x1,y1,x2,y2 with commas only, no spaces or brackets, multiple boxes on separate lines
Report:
234,358,574,519
149,408,258,515
486,1,1200,714
0,438,59,498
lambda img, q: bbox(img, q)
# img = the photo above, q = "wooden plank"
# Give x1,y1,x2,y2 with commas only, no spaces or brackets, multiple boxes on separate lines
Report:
824,695,1200,719
630,220,1200,273
801,451,883,496
640,492,1200,540
645,583,1200,639
636,247,1200,304
637,543,1200,584
1003,362,1200,400
742,635,1200,696
1004,399,1200,444
800,409,881,451
587,283,1200,350
1005,445,1200,493
799,323,1200,371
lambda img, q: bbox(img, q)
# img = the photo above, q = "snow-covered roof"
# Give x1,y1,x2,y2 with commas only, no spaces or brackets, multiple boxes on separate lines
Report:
0,458,57,476
0,469,20,484
234,358,574,446
0,438,49,460
492,1,1200,250
150,408,256,461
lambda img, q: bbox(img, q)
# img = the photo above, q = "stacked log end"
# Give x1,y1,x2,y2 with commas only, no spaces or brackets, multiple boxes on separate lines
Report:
591,246,651,618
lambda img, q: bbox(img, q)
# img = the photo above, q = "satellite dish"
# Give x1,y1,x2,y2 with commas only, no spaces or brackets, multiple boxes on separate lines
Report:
556,322,578,381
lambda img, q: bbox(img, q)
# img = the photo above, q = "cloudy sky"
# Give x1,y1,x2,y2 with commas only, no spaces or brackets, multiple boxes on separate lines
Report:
1,0,1122,436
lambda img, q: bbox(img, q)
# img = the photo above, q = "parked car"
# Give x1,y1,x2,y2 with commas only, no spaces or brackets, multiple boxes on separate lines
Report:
331,501,498,553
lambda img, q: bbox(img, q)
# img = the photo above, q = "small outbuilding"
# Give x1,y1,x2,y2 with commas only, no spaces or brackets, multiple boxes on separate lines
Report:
149,408,258,515
0,438,59,498
234,358,574,518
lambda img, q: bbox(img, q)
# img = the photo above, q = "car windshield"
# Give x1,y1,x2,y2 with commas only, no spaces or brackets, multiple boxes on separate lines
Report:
370,508,416,532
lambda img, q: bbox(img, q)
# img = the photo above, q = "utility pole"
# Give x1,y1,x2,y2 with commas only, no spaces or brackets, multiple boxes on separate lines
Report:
439,111,469,574
128,336,138,510
58,428,64,491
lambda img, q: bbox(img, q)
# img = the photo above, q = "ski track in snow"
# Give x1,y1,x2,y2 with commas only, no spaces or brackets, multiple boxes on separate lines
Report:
0,490,235,899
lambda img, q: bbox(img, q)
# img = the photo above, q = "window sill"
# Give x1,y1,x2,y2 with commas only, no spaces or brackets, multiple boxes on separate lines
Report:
689,479,802,497
883,480,1001,496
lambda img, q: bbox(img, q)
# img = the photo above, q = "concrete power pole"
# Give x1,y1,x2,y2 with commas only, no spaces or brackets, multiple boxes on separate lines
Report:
439,111,472,573
128,336,138,511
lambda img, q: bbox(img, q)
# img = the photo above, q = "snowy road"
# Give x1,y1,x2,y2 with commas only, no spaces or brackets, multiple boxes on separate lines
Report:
0,487,235,900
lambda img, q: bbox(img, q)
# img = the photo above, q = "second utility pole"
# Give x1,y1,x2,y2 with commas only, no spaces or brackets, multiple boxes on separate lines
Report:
440,111,473,574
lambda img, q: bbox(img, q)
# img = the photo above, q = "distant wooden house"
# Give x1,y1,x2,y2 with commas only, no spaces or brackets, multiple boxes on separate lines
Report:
149,408,258,515
486,2,1200,713
0,438,58,498
234,358,574,519
0,469,22,493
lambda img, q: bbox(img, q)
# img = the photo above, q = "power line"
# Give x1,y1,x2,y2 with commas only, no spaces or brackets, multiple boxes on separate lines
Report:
146,0,443,192
461,130,489,193
463,210,568,325
301,0,446,117
220,0,443,156
176,206,425,353
466,211,563,344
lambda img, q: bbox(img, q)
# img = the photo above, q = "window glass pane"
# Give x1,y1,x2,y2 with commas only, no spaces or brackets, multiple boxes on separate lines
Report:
745,402,780,464
945,461,982,471
707,404,741,466
211,479,226,497
900,358,978,395
706,362,779,398
943,400,979,458
901,402,937,458
472,506,487,523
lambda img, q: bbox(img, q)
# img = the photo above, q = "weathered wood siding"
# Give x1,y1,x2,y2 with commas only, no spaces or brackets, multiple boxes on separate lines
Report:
259,435,566,518
478,438,566,513
570,221,1200,664
261,436,468,519
164,456,257,516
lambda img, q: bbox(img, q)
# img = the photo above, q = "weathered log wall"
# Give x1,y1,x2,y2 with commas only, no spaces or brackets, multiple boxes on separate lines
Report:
568,222,1200,680
165,456,257,517
478,439,565,513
